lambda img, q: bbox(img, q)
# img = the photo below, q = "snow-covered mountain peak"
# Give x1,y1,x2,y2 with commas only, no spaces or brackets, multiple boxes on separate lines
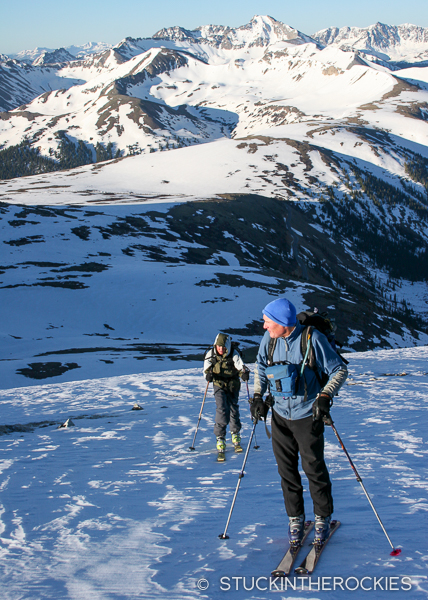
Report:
152,26,199,43
11,46,51,63
66,41,113,59
32,47,76,66
78,48,127,72
313,22,428,65
246,14,304,41
150,15,313,52
316,21,428,47
220,14,298,48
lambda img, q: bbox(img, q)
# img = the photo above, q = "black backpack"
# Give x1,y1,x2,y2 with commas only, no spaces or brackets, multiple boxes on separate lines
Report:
298,308,348,357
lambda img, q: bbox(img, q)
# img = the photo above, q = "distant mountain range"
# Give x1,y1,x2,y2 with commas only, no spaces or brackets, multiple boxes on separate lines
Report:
4,17,428,68
312,22,428,68
1,15,428,158
6,19,428,67
9,42,113,65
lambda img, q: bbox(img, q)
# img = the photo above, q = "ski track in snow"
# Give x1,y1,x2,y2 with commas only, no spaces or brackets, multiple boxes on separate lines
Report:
0,348,427,599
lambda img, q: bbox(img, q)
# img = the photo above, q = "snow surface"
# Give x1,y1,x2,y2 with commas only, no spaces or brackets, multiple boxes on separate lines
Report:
2,127,427,207
0,200,319,389
0,346,427,598
2,198,426,391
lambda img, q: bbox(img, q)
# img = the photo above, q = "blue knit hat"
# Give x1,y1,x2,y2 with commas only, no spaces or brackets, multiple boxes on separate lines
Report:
263,298,297,326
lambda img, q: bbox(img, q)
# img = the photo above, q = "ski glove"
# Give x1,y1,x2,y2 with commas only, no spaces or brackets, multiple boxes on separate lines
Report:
312,392,333,423
205,369,213,383
241,368,250,382
250,394,268,422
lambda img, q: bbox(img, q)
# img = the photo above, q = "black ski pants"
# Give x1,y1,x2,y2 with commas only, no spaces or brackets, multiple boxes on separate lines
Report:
271,409,333,518
213,385,241,438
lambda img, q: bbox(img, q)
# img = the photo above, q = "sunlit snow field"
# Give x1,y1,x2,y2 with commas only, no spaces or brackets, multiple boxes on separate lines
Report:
0,346,427,599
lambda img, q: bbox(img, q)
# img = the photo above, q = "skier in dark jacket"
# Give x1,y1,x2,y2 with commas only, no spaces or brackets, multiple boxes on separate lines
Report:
251,298,348,545
204,333,249,456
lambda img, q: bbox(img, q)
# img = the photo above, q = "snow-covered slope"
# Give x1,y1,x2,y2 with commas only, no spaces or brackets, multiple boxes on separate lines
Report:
0,56,85,112
0,346,427,598
1,191,427,390
0,45,239,157
0,48,128,113
0,198,310,389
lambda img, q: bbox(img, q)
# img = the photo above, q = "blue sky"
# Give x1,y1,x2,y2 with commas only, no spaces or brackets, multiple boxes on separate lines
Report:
2,0,428,55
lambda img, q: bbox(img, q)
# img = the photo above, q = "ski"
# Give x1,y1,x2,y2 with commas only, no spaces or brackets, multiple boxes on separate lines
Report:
217,451,226,462
271,521,314,577
294,520,340,575
234,444,243,453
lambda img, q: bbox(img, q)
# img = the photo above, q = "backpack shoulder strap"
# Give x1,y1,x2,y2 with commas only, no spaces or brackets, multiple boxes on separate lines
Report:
267,337,277,366
300,326,311,376
300,326,308,359
300,326,317,370
301,326,328,386
204,346,217,365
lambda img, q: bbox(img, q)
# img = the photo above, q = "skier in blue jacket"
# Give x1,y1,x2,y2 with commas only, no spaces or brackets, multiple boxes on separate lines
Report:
251,298,348,545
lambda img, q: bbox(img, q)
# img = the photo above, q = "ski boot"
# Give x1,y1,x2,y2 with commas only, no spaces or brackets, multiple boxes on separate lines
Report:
288,514,305,546
231,433,243,453
314,515,331,545
216,437,226,462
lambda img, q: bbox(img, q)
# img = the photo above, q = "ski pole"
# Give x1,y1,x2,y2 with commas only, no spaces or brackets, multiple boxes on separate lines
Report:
246,381,259,449
329,420,401,556
189,381,209,451
219,418,258,539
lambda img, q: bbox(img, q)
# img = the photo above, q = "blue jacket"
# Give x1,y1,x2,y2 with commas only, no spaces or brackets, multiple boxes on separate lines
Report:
254,322,347,420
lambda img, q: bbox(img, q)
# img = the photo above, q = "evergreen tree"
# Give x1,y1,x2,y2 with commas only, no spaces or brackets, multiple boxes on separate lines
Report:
0,133,120,181
0,141,59,179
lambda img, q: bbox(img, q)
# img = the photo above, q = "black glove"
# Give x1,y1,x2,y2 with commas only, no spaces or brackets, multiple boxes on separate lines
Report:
205,369,213,383
265,393,275,409
250,393,268,422
241,368,250,382
312,392,333,423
